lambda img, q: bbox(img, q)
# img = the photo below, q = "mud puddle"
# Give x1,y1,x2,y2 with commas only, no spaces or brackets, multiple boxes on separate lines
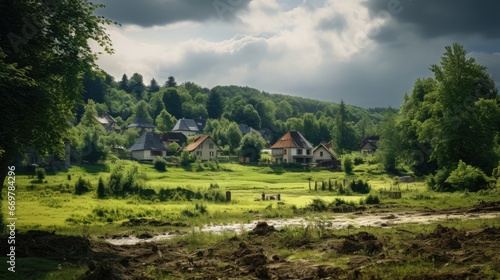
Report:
106,211,500,245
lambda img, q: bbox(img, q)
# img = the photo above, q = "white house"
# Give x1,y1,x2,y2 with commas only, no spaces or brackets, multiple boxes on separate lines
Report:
129,132,166,161
270,131,313,164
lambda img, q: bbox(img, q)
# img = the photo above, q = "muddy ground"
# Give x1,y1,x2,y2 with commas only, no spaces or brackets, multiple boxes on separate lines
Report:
4,201,500,280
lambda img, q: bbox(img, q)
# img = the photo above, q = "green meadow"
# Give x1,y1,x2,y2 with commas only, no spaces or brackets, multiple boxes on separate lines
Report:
4,159,499,237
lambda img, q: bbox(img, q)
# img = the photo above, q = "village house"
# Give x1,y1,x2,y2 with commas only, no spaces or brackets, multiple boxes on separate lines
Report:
94,115,119,133
126,117,156,133
360,135,380,155
129,132,166,161
184,134,220,161
270,131,313,164
172,118,206,136
312,143,337,164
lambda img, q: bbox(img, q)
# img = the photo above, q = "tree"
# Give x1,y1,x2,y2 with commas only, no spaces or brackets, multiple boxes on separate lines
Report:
148,92,165,120
128,73,145,100
417,44,500,174
207,90,224,119
118,74,129,92
0,0,113,190
226,122,243,153
156,109,177,132
130,100,153,123
303,113,320,145
332,100,358,153
377,109,400,173
147,78,160,93
162,88,183,119
239,130,266,162
165,76,177,88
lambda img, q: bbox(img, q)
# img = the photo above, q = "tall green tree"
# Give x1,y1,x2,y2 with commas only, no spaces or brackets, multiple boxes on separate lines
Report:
128,73,145,100
207,90,224,119
0,0,113,190
226,122,243,153
130,100,153,123
118,74,129,92
239,130,266,162
302,113,320,145
332,100,358,153
417,44,500,173
147,78,160,93
155,109,177,132
162,88,183,119
165,76,177,88
377,110,400,173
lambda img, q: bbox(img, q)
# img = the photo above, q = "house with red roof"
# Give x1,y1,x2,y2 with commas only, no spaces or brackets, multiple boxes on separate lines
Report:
270,131,313,164
184,135,220,161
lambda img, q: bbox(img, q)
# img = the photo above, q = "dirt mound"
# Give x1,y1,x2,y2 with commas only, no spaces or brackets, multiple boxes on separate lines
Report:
6,230,90,260
418,224,465,250
337,232,382,255
250,221,275,236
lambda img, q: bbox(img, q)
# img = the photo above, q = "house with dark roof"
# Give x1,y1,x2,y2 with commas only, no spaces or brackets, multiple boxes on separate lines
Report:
126,117,156,132
95,115,119,133
129,132,166,161
360,135,380,155
172,118,207,136
158,131,187,148
270,131,313,164
184,135,220,161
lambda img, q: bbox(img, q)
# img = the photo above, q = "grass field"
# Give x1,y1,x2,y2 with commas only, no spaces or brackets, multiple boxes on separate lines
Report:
2,159,499,237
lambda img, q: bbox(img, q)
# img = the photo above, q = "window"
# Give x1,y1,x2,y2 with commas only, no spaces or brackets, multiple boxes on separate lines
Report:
196,151,202,157
209,143,214,149
209,151,215,157
284,149,287,155
306,149,310,155
150,150,163,157
320,151,323,157
297,149,303,155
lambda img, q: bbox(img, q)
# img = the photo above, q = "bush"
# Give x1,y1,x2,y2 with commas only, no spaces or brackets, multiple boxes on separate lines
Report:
180,150,194,166
445,160,490,192
97,177,107,198
75,177,92,195
353,156,364,165
153,157,167,172
365,194,380,204
343,157,353,174
36,167,46,181
349,179,371,194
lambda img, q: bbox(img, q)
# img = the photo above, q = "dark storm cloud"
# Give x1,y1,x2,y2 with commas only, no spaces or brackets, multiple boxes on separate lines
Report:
317,15,347,33
363,0,500,41
95,0,252,27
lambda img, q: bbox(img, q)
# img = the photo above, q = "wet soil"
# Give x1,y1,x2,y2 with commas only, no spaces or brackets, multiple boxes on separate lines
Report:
3,201,500,279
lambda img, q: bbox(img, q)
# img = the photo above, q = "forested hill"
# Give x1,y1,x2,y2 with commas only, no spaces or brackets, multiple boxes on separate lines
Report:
80,72,387,146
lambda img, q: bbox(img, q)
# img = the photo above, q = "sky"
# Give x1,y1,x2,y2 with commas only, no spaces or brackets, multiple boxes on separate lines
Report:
93,0,500,108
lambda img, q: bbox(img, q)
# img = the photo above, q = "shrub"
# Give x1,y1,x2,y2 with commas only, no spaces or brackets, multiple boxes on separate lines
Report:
97,177,107,198
153,157,167,172
365,194,380,204
343,157,353,174
353,156,364,165
36,167,46,181
180,150,194,166
349,179,371,194
427,168,451,191
445,160,490,192
75,177,92,195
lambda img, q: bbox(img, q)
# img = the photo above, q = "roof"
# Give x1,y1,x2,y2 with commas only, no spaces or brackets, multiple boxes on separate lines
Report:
95,115,115,125
161,131,187,142
185,135,220,151
313,143,337,159
360,135,380,149
270,131,313,149
239,123,254,135
129,132,166,151
173,119,201,132
126,117,156,129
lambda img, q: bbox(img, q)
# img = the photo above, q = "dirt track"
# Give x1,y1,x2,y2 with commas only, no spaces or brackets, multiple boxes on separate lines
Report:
4,202,500,279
